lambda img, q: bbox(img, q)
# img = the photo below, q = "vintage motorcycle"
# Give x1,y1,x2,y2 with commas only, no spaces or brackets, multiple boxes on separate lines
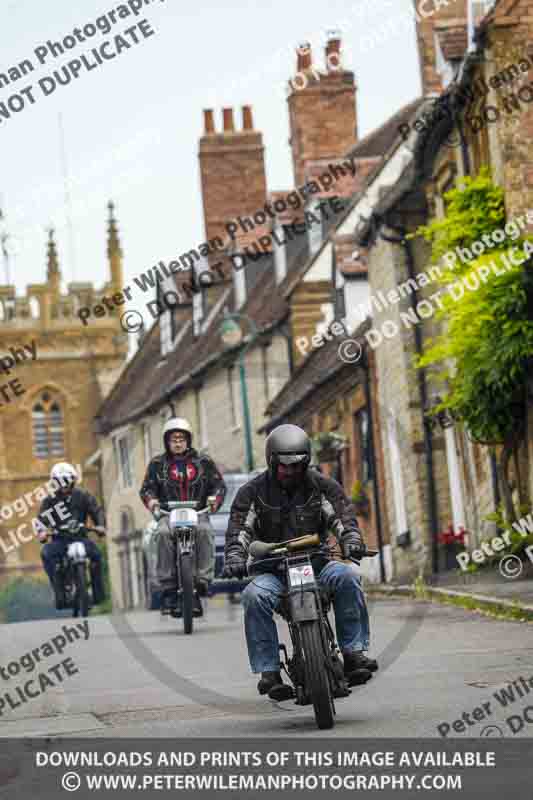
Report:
50,520,106,618
159,500,212,635
246,533,377,730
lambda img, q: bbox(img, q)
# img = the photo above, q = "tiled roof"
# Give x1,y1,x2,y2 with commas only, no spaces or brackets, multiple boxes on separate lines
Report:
347,98,425,160
96,250,294,432
97,99,426,433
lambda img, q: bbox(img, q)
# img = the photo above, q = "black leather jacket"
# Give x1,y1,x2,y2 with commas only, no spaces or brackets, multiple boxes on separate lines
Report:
38,488,105,534
225,468,362,572
140,448,226,511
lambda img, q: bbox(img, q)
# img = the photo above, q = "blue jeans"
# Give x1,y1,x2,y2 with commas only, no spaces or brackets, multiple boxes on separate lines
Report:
241,560,370,674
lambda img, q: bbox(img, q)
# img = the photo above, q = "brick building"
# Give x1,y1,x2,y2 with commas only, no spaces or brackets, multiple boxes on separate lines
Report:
96,32,419,606
0,204,128,580
343,0,533,581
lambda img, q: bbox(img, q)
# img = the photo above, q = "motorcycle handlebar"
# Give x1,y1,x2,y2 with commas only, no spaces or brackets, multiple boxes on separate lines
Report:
46,524,106,538
159,507,209,517
249,536,378,561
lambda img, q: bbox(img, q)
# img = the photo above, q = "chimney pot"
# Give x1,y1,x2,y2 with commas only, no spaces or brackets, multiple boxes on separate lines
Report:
296,41,312,71
325,29,342,71
204,109,215,134
242,105,254,130
222,107,235,132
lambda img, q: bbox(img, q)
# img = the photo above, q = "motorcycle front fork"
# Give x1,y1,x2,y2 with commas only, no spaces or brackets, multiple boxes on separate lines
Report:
280,620,349,704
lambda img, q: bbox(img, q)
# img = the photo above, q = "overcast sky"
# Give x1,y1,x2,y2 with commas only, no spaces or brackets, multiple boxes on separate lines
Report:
0,0,421,327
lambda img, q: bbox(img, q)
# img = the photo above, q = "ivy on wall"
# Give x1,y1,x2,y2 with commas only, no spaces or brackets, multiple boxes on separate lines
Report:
411,168,533,521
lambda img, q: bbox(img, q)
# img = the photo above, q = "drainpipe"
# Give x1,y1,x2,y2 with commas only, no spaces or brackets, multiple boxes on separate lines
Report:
361,348,387,583
379,219,441,575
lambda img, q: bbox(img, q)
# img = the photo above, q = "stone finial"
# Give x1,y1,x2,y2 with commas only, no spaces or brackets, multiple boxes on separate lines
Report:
107,201,122,259
46,228,61,284
107,201,123,289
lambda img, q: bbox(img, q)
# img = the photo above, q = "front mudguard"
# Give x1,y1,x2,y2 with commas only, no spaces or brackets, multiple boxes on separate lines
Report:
289,587,319,622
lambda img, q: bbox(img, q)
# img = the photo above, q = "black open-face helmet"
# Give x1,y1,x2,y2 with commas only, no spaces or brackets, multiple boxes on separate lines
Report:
265,424,311,477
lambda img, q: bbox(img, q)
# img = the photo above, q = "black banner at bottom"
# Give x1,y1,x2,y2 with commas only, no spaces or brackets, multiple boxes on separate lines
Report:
0,738,532,798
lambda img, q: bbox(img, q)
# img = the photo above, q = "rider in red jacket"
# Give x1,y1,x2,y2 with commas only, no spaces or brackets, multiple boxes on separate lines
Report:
140,417,226,613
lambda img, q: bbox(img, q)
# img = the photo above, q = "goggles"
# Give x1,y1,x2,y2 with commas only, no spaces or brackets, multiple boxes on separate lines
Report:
276,454,308,465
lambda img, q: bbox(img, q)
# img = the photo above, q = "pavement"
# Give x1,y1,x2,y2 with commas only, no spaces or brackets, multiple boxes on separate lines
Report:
1,592,533,738
364,564,533,615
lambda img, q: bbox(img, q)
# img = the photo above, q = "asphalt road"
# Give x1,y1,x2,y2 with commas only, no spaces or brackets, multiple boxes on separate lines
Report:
1,594,533,739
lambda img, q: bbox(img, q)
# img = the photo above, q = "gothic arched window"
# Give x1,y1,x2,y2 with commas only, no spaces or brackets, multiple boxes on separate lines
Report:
32,392,65,458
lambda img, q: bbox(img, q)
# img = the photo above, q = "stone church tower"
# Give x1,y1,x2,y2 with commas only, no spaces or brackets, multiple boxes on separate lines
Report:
0,203,128,579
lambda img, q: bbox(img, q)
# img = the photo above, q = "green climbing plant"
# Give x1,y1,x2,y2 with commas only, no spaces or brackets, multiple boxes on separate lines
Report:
410,168,533,522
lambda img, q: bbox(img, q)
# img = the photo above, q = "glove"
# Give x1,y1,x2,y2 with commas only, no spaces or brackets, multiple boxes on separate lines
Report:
341,530,364,560
222,550,247,579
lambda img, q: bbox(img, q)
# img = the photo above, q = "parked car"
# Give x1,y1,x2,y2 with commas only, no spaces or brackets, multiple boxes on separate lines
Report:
142,472,255,609
211,473,253,578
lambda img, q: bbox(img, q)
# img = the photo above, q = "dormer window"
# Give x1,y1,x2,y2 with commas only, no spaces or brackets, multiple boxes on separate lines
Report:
274,224,287,284
307,199,323,254
234,264,246,308
193,290,204,336
160,310,173,355
193,258,207,336
158,270,178,356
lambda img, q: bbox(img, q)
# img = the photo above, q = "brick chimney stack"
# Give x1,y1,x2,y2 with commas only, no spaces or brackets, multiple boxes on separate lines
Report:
287,31,358,187
198,105,267,247
414,0,469,94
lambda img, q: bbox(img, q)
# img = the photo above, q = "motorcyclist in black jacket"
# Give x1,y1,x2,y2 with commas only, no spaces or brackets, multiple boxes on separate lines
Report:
38,462,106,607
223,424,377,701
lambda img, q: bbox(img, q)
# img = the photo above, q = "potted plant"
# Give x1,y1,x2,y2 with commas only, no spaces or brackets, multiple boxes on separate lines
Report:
351,479,371,518
311,431,348,463
438,524,468,570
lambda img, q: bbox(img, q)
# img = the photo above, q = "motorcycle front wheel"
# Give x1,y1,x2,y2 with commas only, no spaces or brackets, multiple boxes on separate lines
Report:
300,620,335,730
73,562,89,618
180,553,194,635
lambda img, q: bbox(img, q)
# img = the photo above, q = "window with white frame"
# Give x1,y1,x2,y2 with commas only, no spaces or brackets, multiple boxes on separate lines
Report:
386,410,408,538
115,433,133,489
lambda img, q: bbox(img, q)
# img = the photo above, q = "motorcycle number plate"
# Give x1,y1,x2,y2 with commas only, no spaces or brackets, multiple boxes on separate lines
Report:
288,565,315,587
170,508,198,527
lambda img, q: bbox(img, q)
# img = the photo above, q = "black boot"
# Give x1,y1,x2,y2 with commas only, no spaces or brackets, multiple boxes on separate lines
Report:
343,652,372,686
193,592,203,617
257,671,293,701
161,588,179,616
359,653,378,672
90,565,105,605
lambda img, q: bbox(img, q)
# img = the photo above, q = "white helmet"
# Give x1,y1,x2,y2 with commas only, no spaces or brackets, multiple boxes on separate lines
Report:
50,462,78,488
163,417,193,449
